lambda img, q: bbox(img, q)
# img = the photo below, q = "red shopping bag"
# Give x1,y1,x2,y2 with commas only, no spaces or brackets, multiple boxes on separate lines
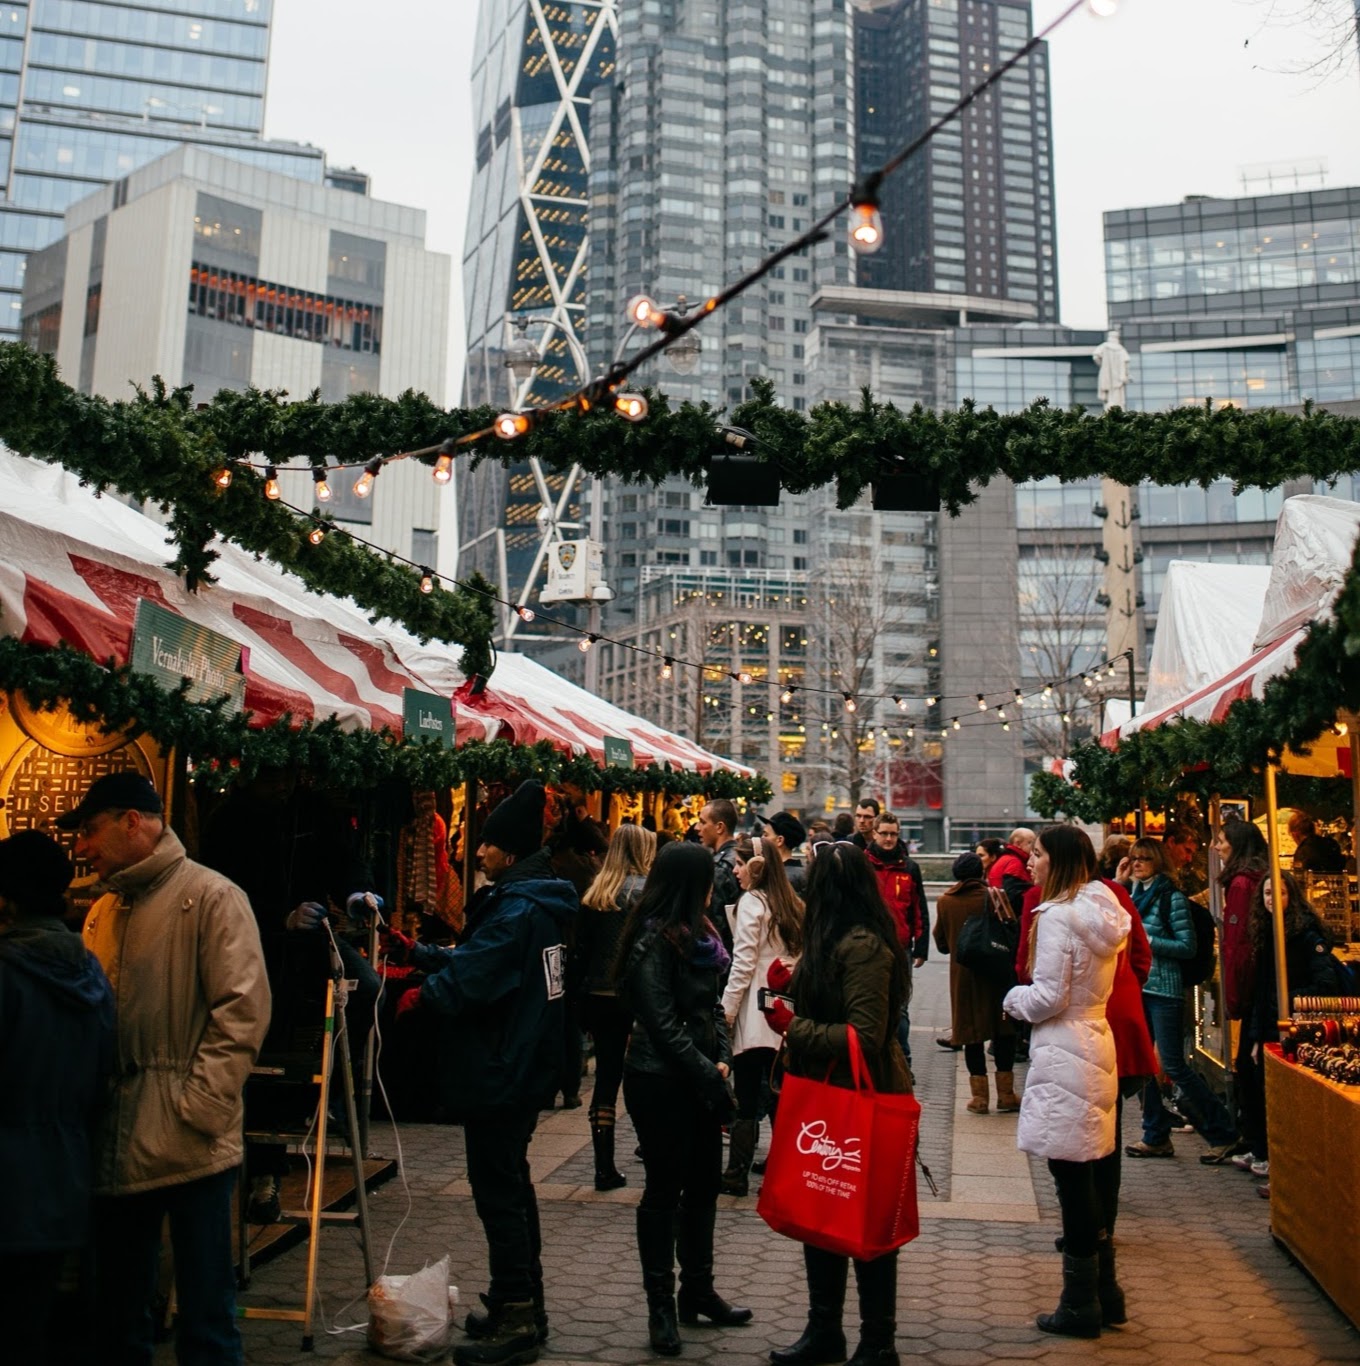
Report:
757,1025,921,1260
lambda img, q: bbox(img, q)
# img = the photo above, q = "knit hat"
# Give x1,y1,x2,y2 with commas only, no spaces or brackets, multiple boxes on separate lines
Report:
766,811,807,849
952,851,984,882
479,780,547,858
0,830,75,918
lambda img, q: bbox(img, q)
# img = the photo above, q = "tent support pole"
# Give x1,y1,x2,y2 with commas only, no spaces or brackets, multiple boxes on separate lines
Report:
1264,763,1290,1033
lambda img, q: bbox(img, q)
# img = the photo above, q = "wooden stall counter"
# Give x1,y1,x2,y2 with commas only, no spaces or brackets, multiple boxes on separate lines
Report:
1264,1044,1360,1328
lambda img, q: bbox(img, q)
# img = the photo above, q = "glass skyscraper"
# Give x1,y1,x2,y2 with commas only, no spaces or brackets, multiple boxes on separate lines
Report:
0,0,322,338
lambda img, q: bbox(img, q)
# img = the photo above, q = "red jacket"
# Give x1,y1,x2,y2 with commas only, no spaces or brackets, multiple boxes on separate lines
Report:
988,845,1031,890
1221,869,1262,1021
1018,877,1156,1080
865,846,927,958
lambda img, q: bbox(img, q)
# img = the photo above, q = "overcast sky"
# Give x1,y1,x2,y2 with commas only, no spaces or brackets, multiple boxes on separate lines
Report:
263,0,1360,399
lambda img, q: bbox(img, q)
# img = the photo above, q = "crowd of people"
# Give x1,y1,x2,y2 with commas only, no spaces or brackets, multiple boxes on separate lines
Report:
2,771,1351,1364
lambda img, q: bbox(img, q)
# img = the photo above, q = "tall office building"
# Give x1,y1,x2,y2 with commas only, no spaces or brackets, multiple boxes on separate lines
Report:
457,0,618,613
0,0,325,340
853,0,1058,320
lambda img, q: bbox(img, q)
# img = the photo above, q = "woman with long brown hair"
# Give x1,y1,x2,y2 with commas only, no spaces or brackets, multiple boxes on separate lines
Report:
579,823,656,1190
718,833,803,1195
1003,825,1130,1339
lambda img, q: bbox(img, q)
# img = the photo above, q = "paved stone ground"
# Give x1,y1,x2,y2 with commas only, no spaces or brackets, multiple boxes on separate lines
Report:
163,957,1360,1363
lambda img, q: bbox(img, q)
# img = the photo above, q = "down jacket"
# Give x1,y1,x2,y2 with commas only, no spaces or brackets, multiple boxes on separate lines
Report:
1003,881,1129,1162
721,889,790,1055
82,829,270,1195
1132,874,1196,999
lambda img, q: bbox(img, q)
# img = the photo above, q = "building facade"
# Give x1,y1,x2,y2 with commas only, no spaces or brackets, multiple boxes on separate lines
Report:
1,0,327,340
21,146,452,565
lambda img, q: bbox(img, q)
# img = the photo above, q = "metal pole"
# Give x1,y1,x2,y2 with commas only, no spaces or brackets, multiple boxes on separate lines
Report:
1126,649,1144,837
1264,763,1291,1033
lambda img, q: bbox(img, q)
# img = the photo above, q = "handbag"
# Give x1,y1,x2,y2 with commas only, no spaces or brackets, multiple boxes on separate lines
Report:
757,1025,921,1261
955,886,1019,985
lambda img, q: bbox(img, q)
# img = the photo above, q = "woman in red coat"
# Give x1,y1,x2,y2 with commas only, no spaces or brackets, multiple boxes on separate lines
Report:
1212,818,1267,1165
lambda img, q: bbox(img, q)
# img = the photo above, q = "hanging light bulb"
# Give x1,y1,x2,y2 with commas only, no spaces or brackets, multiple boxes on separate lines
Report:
211,465,234,490
847,174,885,255
1332,720,1349,737
263,464,281,500
577,633,598,653
906,726,915,739
941,726,949,738
612,392,649,422
494,411,531,440
997,706,1007,721
733,669,752,685
626,293,661,328
661,657,674,681
976,693,988,711
1082,672,1094,688
843,693,857,714
311,464,332,502
307,521,326,546
1014,689,1024,706
433,438,456,484
419,568,435,594
780,686,796,704
353,457,382,499
926,694,937,708
894,696,908,711
515,604,535,623
1088,0,1118,16
1062,710,1073,724
1043,683,1054,698
1002,720,1011,731
952,717,961,731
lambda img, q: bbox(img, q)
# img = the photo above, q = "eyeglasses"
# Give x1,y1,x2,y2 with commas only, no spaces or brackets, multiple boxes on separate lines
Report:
1130,855,1155,864
76,809,130,840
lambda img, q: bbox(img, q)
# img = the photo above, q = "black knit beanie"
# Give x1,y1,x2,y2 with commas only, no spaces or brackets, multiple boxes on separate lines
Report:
479,780,547,858
0,830,75,918
952,851,984,882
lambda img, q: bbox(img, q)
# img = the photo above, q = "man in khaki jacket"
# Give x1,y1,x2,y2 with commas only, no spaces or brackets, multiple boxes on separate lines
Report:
62,772,270,1365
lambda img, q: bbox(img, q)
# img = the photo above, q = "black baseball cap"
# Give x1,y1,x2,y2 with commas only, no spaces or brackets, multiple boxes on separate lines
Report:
56,772,163,830
766,811,807,847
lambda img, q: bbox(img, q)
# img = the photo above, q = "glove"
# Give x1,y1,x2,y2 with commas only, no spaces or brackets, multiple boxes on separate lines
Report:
763,995,794,1037
767,957,794,994
347,892,384,923
395,986,422,1020
702,1072,736,1121
285,901,327,932
382,928,417,966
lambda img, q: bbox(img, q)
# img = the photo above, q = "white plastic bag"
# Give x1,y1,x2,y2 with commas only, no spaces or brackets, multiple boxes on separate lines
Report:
367,1256,459,1362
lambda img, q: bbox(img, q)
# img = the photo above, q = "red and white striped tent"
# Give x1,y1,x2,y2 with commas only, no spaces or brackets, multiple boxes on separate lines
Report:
1104,495,1360,751
0,450,750,776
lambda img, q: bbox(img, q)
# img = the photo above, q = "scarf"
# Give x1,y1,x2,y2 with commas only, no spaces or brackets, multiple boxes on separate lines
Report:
648,915,731,974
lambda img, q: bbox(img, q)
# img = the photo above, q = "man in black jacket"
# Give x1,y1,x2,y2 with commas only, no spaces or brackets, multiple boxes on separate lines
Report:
763,811,807,894
390,781,575,1366
697,798,741,951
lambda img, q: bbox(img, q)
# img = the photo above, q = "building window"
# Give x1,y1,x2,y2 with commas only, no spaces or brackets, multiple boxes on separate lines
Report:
411,528,437,565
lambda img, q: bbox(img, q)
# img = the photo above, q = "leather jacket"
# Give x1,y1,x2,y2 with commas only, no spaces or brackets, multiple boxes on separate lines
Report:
619,927,733,1113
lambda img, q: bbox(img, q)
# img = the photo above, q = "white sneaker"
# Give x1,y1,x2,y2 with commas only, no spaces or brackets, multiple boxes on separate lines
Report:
1229,1151,1257,1171
1250,1159,1269,1178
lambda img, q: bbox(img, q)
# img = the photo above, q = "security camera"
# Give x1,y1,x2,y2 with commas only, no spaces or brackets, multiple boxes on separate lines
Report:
590,582,614,602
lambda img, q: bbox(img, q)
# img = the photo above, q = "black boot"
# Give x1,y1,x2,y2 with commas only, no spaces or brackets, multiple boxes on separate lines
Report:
1096,1232,1127,1326
1036,1252,1102,1339
637,1207,681,1357
771,1246,848,1365
590,1105,626,1192
465,1292,549,1345
720,1119,758,1197
845,1250,898,1364
676,1202,753,1325
452,1300,540,1366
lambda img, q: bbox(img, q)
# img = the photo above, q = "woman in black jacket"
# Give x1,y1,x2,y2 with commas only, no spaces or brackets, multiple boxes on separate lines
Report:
767,842,912,1366
615,841,752,1356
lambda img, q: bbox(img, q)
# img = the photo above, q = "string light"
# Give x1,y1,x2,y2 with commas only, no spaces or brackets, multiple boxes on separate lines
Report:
1333,720,1349,737
626,294,661,328
997,706,1007,720
419,568,436,594
1002,720,1011,731
893,695,908,711
494,412,531,440
1014,689,1024,706
926,695,937,707
1107,661,1117,678
736,669,754,685
613,392,649,422
941,726,950,738
577,633,598,653
433,438,455,483
976,693,987,710
661,657,674,681
211,465,233,490
952,717,961,731
263,465,281,500
1043,683,1054,698
1062,710,1073,724
1081,672,1094,688
780,686,796,704
311,464,332,502
843,693,857,714
307,521,326,546
848,174,885,255
906,726,915,739
353,457,382,499
515,604,535,622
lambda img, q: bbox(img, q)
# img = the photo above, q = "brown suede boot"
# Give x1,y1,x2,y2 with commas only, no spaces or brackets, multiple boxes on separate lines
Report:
966,1075,990,1114
995,1072,1022,1112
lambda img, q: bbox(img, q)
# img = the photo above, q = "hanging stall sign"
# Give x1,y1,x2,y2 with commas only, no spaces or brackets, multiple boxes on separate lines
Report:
131,599,245,713
603,736,635,769
404,688,455,749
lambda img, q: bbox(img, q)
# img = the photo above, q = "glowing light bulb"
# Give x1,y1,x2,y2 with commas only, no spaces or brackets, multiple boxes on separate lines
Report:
894,696,909,711
1062,711,1073,724
494,411,530,440
311,465,332,502
515,604,535,623
848,202,884,255
578,633,597,653
1082,673,1093,688
626,294,660,327
613,392,649,422
433,454,454,483
1002,721,1011,731
926,695,937,708
906,726,915,739
941,727,949,738
997,706,1007,720
843,693,857,714
354,470,374,498
1043,683,1054,698
263,465,281,500
661,657,674,681
737,670,753,686
952,717,961,731
977,693,987,711
1087,0,1118,16
1014,689,1024,706
780,687,795,704
212,466,233,490
419,569,435,594
307,524,326,546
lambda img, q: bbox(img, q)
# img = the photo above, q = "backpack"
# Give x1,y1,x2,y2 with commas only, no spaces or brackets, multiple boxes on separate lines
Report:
1182,897,1217,988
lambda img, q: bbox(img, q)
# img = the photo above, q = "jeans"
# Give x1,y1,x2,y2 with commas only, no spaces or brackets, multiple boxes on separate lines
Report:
895,1005,912,1068
1234,1026,1268,1158
964,1036,1015,1076
1140,992,1236,1147
1047,1159,1108,1258
624,1071,722,1213
462,1105,543,1304
94,1166,242,1366
581,993,630,1113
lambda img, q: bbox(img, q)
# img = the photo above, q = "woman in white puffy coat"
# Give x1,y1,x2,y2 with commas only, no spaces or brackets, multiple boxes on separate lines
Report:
718,834,803,1195
1004,825,1130,1341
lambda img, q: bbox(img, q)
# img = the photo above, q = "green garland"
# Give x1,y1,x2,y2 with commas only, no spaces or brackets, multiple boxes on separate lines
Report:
1030,533,1360,822
0,637,770,802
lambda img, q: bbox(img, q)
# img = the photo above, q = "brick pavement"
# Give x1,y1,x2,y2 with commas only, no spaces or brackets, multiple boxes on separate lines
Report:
162,957,1359,1363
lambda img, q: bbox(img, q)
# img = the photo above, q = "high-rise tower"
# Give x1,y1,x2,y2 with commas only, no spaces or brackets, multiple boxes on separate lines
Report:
0,0,323,339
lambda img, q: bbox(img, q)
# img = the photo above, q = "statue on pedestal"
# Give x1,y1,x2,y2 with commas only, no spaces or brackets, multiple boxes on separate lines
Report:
1093,327,1131,410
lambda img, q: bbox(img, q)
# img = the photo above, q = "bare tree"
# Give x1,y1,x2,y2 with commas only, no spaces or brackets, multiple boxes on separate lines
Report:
1241,1,1360,81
